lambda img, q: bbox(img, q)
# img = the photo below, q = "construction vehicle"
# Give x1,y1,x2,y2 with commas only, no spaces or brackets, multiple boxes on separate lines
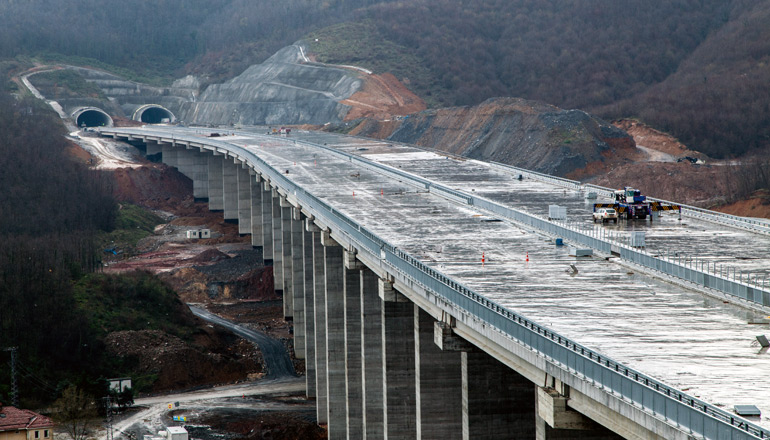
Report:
593,187,680,221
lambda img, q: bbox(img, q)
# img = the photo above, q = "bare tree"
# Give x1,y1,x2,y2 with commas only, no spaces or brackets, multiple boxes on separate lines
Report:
53,386,99,440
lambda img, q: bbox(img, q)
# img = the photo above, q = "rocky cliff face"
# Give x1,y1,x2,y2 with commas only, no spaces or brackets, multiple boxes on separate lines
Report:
379,97,635,176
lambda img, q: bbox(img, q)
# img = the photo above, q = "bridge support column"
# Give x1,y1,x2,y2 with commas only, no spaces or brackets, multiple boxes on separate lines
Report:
535,386,620,440
250,177,263,248
145,141,162,156
361,268,383,440
176,148,194,178
161,144,178,168
281,198,293,319
192,151,209,201
304,219,319,396
380,280,416,439
222,159,239,221
312,226,328,423
207,155,224,211
291,208,305,356
324,232,347,439
260,182,273,264
237,167,252,235
462,349,535,440
415,310,462,440
344,250,363,438
271,190,283,292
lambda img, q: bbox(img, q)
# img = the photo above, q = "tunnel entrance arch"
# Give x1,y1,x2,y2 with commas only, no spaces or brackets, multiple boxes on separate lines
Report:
71,107,113,127
132,104,175,124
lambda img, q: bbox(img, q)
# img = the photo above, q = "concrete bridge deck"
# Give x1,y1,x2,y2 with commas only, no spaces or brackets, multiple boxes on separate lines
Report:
101,125,770,439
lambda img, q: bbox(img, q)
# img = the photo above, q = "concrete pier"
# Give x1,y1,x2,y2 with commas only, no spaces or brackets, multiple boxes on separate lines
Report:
222,159,238,221
260,182,273,263
415,308,462,440
304,221,318,396
192,151,209,200
237,166,252,234
324,235,347,439
145,141,162,156
343,252,363,438
462,350,535,439
291,209,305,355
207,154,224,211
281,198,293,318
361,268,383,440
381,282,416,440
161,144,177,168
271,191,283,291
176,148,194,178
250,177,263,247
313,228,328,424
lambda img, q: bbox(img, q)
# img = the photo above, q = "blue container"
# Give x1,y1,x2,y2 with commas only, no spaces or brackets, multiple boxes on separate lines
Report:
555,238,563,246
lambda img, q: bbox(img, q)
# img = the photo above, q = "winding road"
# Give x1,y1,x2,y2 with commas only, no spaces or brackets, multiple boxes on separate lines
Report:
188,305,297,378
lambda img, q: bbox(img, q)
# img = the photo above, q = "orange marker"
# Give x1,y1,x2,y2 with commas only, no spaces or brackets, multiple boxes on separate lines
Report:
482,252,485,266
526,252,529,262
353,191,355,197
381,188,384,196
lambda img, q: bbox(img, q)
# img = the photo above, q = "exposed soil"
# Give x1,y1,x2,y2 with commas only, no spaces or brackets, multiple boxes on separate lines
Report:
716,189,770,218
341,72,426,121
613,119,697,158
105,329,262,391
191,406,325,440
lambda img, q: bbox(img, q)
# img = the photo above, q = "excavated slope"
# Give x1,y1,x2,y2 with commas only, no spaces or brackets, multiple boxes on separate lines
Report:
178,44,362,126
383,97,635,176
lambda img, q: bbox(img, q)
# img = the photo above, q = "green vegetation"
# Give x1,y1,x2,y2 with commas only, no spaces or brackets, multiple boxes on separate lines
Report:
30,70,106,100
73,272,195,340
36,53,177,87
98,204,163,255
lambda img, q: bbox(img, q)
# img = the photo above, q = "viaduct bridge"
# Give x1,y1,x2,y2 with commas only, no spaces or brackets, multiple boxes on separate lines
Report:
98,126,770,440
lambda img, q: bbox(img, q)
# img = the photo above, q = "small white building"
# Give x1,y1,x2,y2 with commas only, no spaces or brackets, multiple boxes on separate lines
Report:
165,427,188,440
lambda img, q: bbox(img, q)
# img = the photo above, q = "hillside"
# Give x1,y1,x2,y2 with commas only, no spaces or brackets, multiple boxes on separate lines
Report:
351,97,636,177
1,0,768,158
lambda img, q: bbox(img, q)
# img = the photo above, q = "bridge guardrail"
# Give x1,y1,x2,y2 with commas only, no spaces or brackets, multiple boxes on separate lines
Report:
283,133,770,307
99,128,769,439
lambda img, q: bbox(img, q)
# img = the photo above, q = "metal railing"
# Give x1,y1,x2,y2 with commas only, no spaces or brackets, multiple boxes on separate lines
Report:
271,133,770,308
99,128,769,439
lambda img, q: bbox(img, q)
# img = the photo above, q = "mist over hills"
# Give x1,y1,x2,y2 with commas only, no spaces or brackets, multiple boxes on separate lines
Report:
1,0,768,157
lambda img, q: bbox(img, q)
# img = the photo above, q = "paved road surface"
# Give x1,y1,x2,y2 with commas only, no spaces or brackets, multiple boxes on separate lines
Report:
188,305,296,378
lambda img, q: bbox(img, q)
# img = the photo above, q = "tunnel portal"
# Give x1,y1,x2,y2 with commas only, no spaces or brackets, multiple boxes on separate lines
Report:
133,105,175,124
73,108,113,127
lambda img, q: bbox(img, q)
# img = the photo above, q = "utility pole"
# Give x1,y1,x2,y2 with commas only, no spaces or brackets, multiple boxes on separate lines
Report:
3,347,18,407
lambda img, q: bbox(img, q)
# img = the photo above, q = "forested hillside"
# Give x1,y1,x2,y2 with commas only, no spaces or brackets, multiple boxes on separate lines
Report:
0,91,220,406
1,0,768,156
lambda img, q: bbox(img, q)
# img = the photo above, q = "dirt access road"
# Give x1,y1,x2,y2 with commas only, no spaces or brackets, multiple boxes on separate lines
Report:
105,378,310,440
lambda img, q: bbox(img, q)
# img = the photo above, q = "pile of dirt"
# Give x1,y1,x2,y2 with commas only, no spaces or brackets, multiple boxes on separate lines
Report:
186,248,232,264
104,329,261,391
195,407,325,440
